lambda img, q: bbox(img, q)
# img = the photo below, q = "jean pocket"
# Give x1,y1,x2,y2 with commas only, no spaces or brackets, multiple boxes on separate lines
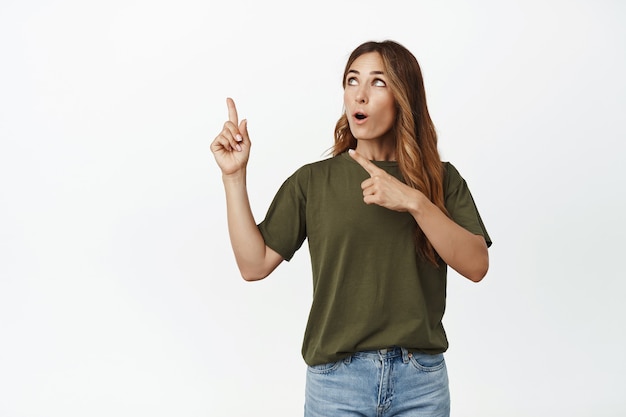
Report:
307,360,344,375
409,353,446,372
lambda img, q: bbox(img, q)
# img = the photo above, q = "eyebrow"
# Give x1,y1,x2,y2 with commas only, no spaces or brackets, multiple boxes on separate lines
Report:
347,69,385,75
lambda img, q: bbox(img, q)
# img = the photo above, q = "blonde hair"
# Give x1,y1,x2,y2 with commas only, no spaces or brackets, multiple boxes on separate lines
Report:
332,40,447,266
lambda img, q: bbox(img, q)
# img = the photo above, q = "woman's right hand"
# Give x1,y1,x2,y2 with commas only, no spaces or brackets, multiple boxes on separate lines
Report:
211,98,251,176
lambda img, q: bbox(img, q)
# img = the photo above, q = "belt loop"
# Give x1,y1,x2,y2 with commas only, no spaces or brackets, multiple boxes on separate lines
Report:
343,354,352,364
401,347,410,364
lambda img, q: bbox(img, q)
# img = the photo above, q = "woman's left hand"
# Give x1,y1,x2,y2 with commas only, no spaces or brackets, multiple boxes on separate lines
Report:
349,149,488,282
349,149,423,213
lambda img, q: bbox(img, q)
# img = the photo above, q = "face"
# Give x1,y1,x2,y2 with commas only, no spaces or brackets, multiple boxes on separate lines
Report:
343,52,396,144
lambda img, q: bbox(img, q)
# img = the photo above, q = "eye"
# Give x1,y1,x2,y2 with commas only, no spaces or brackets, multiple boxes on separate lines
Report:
346,77,358,86
373,78,386,87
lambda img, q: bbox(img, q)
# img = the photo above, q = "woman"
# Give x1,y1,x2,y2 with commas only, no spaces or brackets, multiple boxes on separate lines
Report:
211,40,491,417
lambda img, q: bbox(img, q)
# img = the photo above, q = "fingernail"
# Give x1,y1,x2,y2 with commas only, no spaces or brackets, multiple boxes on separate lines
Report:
236,134,243,142
236,144,242,152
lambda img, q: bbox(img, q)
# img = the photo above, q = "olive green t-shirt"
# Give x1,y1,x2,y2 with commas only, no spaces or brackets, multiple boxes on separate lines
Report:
258,152,491,366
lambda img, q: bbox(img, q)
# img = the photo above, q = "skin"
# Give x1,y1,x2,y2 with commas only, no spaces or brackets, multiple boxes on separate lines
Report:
210,98,282,281
343,52,397,161
211,53,488,282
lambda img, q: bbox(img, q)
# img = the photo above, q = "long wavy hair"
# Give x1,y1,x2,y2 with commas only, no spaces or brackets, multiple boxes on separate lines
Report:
332,40,448,266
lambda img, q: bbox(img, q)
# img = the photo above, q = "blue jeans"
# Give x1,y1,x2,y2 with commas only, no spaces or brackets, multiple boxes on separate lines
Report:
304,347,450,417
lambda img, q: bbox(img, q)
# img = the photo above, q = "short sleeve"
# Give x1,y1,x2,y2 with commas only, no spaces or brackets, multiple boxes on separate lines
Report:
443,162,492,247
257,167,309,261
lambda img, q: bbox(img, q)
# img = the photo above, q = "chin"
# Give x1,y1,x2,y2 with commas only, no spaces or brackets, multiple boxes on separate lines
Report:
353,133,381,142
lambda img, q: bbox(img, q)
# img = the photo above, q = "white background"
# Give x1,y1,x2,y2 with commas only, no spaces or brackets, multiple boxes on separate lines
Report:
1,0,625,416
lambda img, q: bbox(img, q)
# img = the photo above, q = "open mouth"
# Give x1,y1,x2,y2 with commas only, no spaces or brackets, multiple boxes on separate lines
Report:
354,112,367,120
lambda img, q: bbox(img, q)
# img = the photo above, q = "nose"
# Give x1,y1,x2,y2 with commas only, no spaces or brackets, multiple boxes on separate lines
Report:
355,85,368,104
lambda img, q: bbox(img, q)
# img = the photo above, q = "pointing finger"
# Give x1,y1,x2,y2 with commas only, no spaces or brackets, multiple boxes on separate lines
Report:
226,97,239,125
348,149,382,177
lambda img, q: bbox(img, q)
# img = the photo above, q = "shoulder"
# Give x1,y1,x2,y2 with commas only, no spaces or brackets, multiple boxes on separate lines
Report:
288,154,345,180
442,161,463,186
302,154,344,170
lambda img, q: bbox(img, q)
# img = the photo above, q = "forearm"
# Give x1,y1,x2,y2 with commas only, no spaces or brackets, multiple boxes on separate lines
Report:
409,191,489,282
222,170,281,281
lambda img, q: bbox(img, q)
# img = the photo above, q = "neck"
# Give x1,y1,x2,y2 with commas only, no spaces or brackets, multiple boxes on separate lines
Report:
354,140,396,161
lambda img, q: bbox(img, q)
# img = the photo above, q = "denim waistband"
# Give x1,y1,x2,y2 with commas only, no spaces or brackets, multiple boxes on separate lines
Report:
350,347,411,362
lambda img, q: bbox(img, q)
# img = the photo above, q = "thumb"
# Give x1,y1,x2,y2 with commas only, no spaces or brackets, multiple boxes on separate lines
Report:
239,119,250,143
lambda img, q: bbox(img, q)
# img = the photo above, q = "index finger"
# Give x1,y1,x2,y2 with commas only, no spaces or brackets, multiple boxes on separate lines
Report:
226,97,238,124
348,149,381,177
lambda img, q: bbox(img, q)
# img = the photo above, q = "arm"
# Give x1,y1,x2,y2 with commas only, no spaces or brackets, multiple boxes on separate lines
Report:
408,192,489,282
211,98,283,281
348,150,489,282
